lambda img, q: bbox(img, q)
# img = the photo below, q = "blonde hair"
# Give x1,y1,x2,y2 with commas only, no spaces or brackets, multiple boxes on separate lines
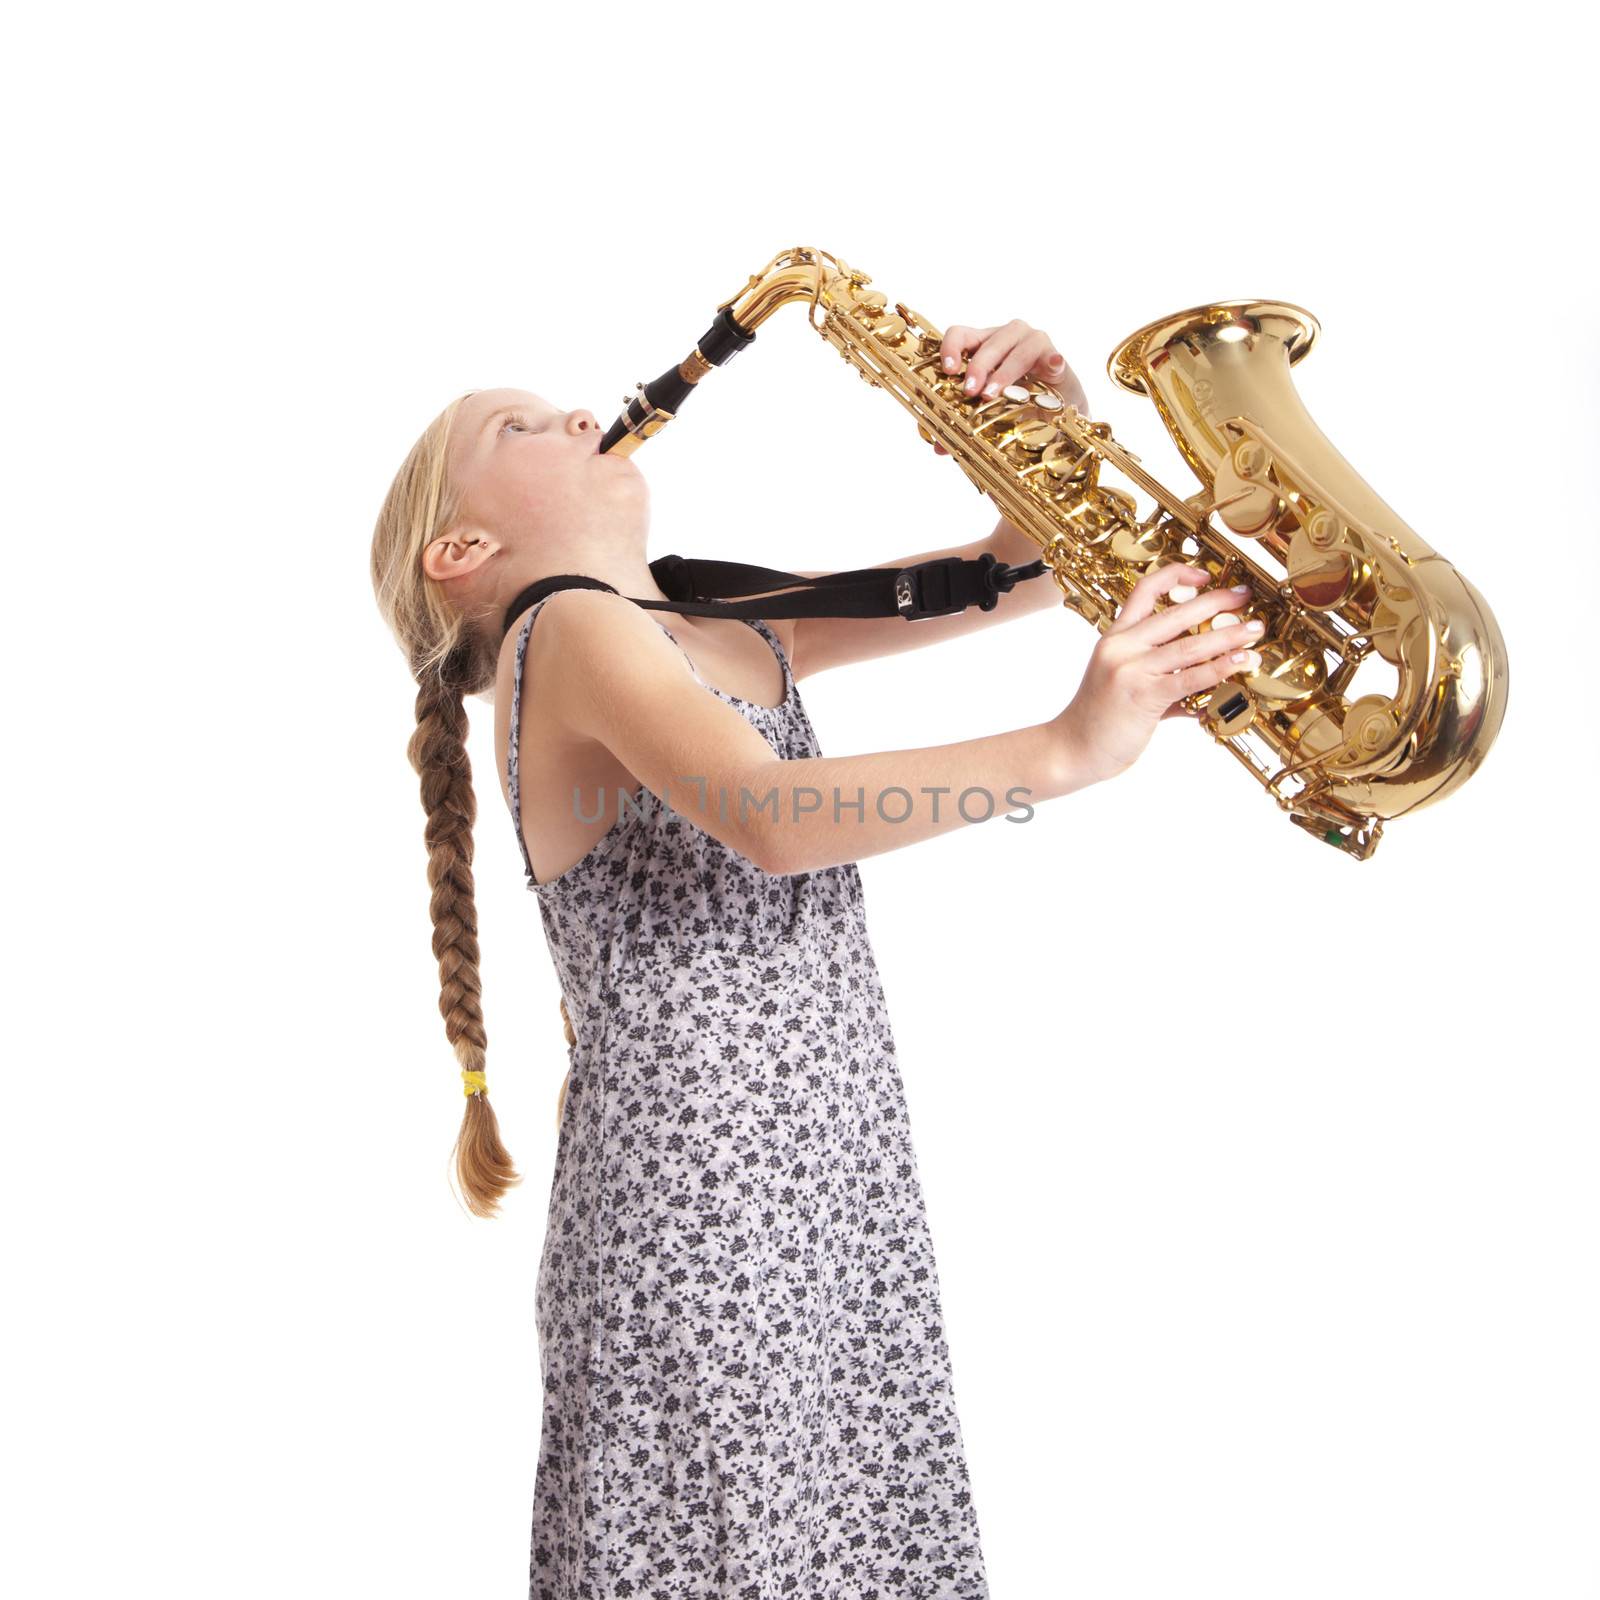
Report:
369,392,524,1218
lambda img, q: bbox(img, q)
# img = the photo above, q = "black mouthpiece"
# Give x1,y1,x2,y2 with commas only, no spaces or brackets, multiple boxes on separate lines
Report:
597,306,757,455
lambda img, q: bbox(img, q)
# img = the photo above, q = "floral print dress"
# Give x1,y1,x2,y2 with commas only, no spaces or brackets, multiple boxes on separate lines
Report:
504,595,990,1600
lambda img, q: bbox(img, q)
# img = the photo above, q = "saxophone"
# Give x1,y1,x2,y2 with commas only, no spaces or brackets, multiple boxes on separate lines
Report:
598,246,1509,861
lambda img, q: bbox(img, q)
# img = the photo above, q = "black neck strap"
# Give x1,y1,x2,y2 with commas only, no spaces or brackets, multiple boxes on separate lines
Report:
499,550,1046,642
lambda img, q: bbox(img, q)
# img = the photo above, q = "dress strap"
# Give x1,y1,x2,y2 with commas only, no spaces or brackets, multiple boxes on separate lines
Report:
745,618,795,701
641,617,707,684
506,596,555,886
651,615,794,703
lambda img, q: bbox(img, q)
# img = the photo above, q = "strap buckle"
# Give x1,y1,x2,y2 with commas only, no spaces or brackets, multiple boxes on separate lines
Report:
892,553,1041,620
893,556,969,620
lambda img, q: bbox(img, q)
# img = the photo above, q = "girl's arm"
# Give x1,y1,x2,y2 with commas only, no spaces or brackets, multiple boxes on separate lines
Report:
528,587,1097,877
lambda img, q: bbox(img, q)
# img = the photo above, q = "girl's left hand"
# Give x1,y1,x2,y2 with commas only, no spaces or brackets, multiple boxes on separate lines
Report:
929,319,1090,454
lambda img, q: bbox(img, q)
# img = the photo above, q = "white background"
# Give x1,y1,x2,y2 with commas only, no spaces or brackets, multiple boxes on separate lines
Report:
9,3,1597,1596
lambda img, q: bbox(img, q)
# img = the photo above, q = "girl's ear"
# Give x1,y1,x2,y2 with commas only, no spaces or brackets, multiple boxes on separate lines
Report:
422,524,495,583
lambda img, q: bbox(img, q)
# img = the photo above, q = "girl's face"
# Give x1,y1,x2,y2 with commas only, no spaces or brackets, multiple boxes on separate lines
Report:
446,387,645,550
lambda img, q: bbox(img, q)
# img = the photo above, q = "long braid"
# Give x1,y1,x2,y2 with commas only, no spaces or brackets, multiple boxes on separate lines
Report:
408,646,521,1218
373,390,560,1216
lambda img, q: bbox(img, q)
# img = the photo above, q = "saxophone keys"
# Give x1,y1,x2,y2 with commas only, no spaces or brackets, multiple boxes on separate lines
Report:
1334,696,1408,772
1199,682,1258,738
1109,521,1169,567
1282,698,1348,762
1213,475,1284,538
1041,438,1094,481
1212,433,1283,537
1236,638,1325,709
866,313,908,347
1011,417,1060,453
1287,527,1359,610
1367,595,1428,670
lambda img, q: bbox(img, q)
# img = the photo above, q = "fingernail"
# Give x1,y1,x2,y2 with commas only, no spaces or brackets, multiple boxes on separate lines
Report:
1230,583,1251,593
984,381,999,397
964,375,978,392
1048,354,1064,368
1245,619,1264,632
943,355,956,369
1231,649,1261,666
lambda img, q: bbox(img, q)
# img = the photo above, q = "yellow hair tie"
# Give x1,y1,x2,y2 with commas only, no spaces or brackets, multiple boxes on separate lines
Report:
461,1069,488,1097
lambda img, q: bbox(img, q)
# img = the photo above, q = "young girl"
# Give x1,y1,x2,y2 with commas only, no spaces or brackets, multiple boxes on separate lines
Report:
369,317,1259,1599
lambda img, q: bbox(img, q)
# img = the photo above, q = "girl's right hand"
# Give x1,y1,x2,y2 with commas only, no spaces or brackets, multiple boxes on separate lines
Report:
1051,563,1265,785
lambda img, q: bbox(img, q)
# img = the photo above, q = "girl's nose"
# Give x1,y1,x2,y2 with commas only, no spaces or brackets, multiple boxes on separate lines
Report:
569,409,599,434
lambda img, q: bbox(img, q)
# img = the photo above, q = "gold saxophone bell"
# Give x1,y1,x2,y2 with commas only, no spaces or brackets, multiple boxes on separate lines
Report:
601,248,1509,861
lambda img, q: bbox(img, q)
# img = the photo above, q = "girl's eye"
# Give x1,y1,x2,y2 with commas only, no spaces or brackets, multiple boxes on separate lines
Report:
500,411,536,434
